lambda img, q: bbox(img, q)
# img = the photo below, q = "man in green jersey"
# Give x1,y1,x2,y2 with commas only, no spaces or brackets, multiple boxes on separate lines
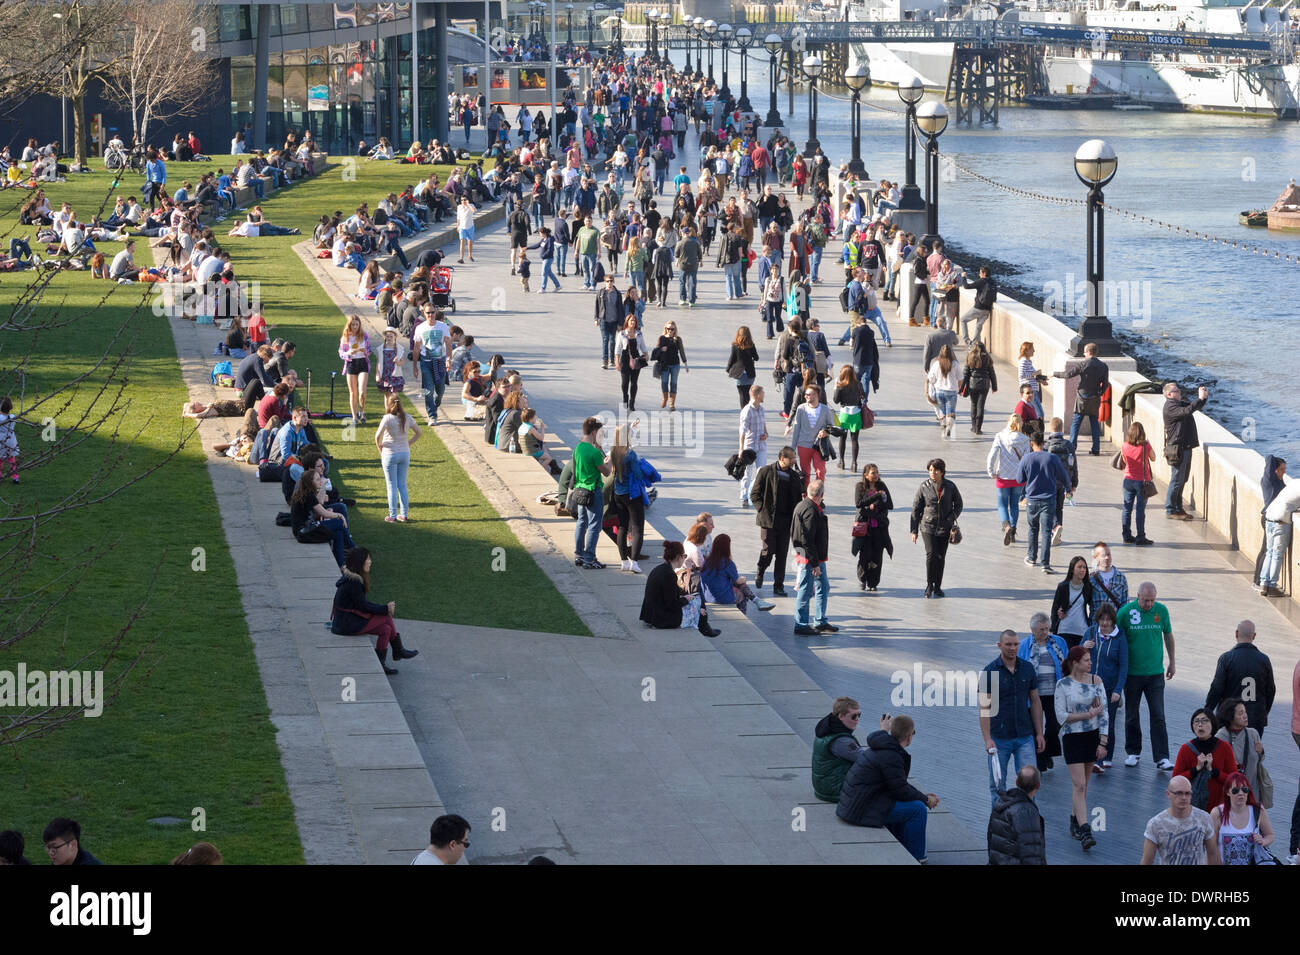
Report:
1117,582,1176,771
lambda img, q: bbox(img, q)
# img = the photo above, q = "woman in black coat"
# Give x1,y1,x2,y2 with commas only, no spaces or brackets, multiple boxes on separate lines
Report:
1049,555,1095,649
330,547,419,675
909,241,932,326
727,325,760,408
639,541,719,637
909,457,963,598
853,464,894,592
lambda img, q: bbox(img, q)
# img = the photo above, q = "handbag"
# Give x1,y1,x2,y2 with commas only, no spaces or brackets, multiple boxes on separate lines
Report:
861,406,876,429
565,486,595,513
1110,450,1125,471
725,354,745,379
851,521,870,538
1256,754,1274,809
948,523,963,545
1141,450,1159,500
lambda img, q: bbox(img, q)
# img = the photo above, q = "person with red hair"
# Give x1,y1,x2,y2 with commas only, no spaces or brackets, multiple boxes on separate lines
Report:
1209,771,1278,865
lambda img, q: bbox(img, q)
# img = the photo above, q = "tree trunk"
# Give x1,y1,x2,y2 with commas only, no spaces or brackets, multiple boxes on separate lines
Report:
73,92,89,167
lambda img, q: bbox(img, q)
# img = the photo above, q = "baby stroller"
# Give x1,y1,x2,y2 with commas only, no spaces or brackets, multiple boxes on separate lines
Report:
431,265,455,313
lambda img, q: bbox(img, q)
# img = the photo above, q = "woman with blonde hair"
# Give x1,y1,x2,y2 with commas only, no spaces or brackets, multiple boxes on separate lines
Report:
926,343,962,439
1018,341,1046,420
338,314,370,424
987,413,1032,545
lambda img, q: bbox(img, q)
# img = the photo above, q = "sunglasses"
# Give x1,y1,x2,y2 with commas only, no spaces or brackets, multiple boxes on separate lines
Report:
844,712,861,721
1228,786,1250,795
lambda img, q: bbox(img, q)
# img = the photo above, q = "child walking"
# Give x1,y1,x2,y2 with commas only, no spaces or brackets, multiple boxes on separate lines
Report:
518,250,531,293
0,396,18,483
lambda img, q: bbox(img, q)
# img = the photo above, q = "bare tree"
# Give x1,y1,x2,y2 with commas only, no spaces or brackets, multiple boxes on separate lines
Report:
102,0,218,146
0,0,130,166
0,177,193,746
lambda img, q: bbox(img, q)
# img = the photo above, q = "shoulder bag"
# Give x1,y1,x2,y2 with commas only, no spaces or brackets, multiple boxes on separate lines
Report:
1142,445,1159,500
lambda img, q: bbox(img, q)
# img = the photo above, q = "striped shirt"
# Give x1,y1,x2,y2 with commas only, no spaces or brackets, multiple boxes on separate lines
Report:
739,403,766,451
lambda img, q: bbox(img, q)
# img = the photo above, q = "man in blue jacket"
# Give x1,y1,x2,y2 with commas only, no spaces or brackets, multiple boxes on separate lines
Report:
1017,433,1072,574
836,714,939,862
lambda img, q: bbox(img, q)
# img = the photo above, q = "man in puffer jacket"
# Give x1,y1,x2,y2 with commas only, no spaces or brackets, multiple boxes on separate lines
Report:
836,715,938,862
987,766,1047,865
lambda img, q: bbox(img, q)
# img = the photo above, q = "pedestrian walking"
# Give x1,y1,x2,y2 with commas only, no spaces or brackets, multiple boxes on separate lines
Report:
1084,601,1126,770
727,325,760,408
981,630,1047,810
987,766,1046,865
909,457,963,598
926,344,962,440
1214,698,1266,798
651,320,688,409
1050,556,1095,649
594,273,625,370
572,416,612,570
1205,620,1276,735
853,464,894,592
1172,707,1239,811
1044,418,1078,546
456,195,477,263
1017,341,1046,421
751,446,802,597
1021,613,1068,773
792,478,835,637
1210,772,1278,865
961,340,996,435
338,315,370,424
1017,432,1071,574
1117,582,1177,771
1055,342,1110,456
615,315,648,410
374,393,421,522
737,384,768,508
610,425,659,574
1140,776,1220,865
832,365,866,472
1056,646,1109,851
785,381,834,490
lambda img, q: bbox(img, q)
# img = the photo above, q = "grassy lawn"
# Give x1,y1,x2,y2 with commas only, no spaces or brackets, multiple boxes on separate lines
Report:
206,155,590,636
0,152,588,863
0,172,300,864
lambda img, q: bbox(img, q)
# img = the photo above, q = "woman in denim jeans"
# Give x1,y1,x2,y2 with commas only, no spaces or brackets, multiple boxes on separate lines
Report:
653,321,688,410
987,414,1031,546
1120,422,1156,545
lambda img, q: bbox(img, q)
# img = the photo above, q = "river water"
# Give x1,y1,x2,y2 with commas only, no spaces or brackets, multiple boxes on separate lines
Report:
662,50,1300,463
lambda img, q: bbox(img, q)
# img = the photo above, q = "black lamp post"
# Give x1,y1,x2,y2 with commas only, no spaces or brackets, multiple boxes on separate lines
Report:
1071,138,1121,357
704,19,717,84
566,3,574,53
915,100,948,249
615,7,624,56
586,5,595,46
844,63,870,178
897,76,925,213
801,53,822,157
646,9,658,62
735,27,753,113
692,18,704,79
718,23,733,102
763,33,783,127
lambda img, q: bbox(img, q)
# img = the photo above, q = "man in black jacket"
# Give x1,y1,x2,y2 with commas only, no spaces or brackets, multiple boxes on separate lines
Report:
1204,620,1276,735
959,265,997,346
1055,342,1111,456
751,446,802,597
791,478,837,636
987,766,1046,865
508,203,531,274
836,715,938,862
1162,381,1209,519
594,274,625,370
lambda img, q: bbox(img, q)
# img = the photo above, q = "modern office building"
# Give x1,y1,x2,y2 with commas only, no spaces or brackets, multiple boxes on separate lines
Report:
3,2,497,157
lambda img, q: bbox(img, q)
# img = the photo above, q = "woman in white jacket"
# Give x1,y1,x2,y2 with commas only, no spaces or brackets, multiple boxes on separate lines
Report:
785,382,835,490
925,344,962,439
986,413,1032,546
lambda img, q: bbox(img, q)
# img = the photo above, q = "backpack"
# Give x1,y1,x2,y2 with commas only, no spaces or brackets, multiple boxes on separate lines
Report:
838,285,851,313
593,260,606,283
210,360,233,385
258,461,284,483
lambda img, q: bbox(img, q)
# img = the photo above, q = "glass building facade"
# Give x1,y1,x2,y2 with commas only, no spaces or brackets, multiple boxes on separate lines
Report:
216,4,448,156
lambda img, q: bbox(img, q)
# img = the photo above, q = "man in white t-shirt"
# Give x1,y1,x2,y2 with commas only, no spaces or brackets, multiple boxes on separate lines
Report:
227,219,262,238
416,304,451,425
411,814,471,865
1140,776,1220,865
110,241,141,281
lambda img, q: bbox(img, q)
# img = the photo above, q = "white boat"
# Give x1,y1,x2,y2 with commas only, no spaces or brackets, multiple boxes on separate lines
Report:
840,0,1300,117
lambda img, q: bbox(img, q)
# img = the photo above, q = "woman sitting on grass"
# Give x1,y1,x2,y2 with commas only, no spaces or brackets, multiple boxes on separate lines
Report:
330,547,419,676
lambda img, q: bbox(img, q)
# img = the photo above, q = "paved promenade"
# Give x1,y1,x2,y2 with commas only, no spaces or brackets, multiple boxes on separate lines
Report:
396,198,1299,865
